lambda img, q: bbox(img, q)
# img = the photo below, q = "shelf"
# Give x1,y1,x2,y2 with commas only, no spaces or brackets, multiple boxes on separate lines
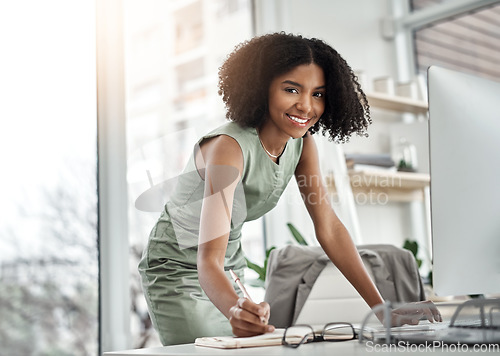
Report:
326,170,430,203
365,92,428,115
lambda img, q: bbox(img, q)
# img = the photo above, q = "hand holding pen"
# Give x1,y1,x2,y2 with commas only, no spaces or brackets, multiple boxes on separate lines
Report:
229,269,274,337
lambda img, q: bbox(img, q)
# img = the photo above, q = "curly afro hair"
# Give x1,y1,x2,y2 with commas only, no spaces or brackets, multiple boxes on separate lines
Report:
218,32,371,143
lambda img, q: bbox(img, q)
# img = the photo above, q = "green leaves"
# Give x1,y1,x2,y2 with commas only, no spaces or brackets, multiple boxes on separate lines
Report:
245,257,266,281
286,223,308,246
245,223,308,288
245,246,276,288
263,246,276,276
403,239,422,268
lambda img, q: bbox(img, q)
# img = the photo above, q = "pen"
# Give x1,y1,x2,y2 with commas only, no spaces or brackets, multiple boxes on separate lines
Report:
229,269,267,324
229,269,254,302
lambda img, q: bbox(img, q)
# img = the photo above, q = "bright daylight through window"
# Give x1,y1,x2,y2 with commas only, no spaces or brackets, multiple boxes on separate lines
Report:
0,1,98,355
412,0,500,82
123,0,256,347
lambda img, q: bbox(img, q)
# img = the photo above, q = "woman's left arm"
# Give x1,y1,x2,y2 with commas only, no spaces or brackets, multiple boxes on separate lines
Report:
295,134,442,325
295,134,385,309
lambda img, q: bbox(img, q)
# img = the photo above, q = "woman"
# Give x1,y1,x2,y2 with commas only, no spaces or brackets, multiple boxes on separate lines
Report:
138,32,440,346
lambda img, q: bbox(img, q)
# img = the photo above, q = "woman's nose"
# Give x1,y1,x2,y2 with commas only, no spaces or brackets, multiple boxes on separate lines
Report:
296,95,312,114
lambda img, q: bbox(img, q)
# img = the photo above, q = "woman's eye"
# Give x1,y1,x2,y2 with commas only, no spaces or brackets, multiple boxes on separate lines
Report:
314,92,324,98
285,88,298,94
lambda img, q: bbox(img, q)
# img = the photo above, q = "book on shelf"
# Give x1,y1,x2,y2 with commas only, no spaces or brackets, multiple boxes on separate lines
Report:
345,153,396,172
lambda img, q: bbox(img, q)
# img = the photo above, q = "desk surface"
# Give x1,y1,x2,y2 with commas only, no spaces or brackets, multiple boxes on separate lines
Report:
104,340,499,355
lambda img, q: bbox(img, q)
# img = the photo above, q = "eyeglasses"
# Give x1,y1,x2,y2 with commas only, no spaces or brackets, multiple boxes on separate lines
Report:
282,322,357,348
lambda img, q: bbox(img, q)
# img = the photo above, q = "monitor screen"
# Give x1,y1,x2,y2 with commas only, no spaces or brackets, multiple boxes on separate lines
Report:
427,66,500,297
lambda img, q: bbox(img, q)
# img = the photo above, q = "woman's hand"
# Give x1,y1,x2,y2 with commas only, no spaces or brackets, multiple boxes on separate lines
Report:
228,298,275,337
388,300,443,326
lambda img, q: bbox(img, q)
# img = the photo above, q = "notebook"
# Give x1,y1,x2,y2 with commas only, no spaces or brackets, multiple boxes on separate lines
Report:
195,324,358,349
194,329,290,349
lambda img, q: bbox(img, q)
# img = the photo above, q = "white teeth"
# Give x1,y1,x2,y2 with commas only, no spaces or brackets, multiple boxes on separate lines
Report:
288,114,308,124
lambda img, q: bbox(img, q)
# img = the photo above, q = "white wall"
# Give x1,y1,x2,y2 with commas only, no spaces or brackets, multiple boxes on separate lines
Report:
255,0,398,81
254,0,428,254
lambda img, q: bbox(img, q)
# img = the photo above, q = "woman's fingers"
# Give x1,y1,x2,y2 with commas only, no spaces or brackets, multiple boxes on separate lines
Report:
392,312,419,326
237,298,267,322
230,318,275,337
259,302,271,324
415,301,442,323
229,298,275,337
231,324,274,337
425,301,443,322
391,300,443,326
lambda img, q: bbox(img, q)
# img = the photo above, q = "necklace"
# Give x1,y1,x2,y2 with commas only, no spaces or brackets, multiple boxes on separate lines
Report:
257,130,286,159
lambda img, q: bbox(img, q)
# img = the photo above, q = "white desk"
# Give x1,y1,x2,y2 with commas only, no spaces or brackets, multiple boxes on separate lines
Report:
104,340,499,355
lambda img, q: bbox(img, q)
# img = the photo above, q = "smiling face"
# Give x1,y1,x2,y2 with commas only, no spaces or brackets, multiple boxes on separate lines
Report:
264,63,326,139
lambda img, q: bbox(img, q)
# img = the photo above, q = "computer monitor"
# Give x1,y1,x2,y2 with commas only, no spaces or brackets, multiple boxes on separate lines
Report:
427,66,500,297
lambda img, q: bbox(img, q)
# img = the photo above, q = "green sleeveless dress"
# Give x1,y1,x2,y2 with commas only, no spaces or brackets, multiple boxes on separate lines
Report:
138,122,303,345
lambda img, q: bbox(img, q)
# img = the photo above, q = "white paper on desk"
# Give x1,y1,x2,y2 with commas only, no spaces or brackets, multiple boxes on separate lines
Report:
195,329,304,349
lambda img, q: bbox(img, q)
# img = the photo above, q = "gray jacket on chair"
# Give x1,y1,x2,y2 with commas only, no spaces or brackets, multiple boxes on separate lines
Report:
263,244,425,327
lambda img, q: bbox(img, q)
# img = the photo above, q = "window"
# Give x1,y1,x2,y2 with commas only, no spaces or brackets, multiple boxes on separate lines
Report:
174,1,204,54
0,1,98,354
411,0,500,81
124,0,255,347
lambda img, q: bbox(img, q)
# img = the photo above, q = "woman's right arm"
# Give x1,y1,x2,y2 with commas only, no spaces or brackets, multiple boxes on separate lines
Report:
196,135,273,337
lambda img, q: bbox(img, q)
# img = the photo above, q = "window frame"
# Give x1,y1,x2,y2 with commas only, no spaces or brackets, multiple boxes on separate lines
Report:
97,1,500,352
389,0,500,83
96,0,131,352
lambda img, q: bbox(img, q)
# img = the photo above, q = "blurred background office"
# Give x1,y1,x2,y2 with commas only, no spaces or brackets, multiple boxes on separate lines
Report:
0,0,499,354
